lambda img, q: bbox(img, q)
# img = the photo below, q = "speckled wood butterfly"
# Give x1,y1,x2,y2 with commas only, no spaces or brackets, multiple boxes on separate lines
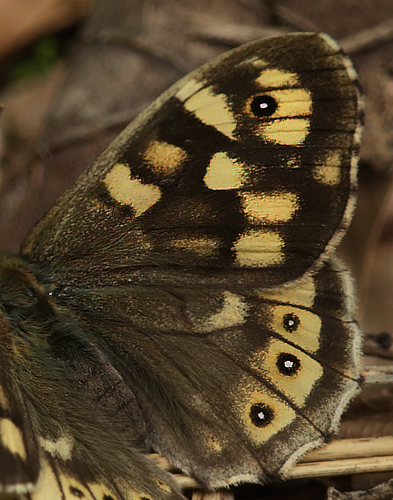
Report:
0,32,362,499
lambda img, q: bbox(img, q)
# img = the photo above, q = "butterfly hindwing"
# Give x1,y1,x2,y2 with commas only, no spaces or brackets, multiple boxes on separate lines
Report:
53,256,360,488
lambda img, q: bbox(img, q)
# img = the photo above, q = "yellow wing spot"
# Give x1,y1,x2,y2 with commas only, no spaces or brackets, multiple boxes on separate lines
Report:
257,273,316,308
182,86,237,139
234,229,284,266
253,339,323,406
240,191,299,223
249,87,312,146
313,150,342,185
0,418,26,460
143,140,187,177
252,88,312,119
261,118,310,146
169,235,219,258
255,68,299,88
204,152,245,190
104,163,161,216
40,435,74,461
175,78,204,102
32,458,60,500
199,291,248,333
234,380,296,444
270,305,321,353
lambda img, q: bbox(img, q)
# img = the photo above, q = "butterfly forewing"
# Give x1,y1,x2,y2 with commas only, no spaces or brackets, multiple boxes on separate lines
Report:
0,32,363,496
22,33,361,289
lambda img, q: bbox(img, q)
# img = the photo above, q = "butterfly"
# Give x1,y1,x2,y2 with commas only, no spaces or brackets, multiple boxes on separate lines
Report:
0,32,363,499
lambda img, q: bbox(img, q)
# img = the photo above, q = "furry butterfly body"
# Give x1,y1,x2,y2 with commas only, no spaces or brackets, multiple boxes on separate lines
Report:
0,33,362,498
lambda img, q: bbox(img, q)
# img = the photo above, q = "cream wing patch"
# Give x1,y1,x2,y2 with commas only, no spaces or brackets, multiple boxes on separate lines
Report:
175,78,204,102
251,67,313,145
313,150,343,185
234,380,296,443
252,339,323,406
0,418,26,460
143,141,187,177
104,163,161,216
257,273,316,308
180,83,237,139
261,117,310,146
204,152,245,190
40,435,74,461
32,460,62,500
198,292,248,333
256,275,321,353
240,191,299,223
264,88,312,118
267,305,322,353
234,229,284,266
255,68,300,88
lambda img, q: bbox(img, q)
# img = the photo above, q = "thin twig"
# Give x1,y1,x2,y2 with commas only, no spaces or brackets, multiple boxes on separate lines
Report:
340,18,393,55
272,3,393,56
271,3,321,32
290,455,393,479
363,365,393,384
304,436,393,462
